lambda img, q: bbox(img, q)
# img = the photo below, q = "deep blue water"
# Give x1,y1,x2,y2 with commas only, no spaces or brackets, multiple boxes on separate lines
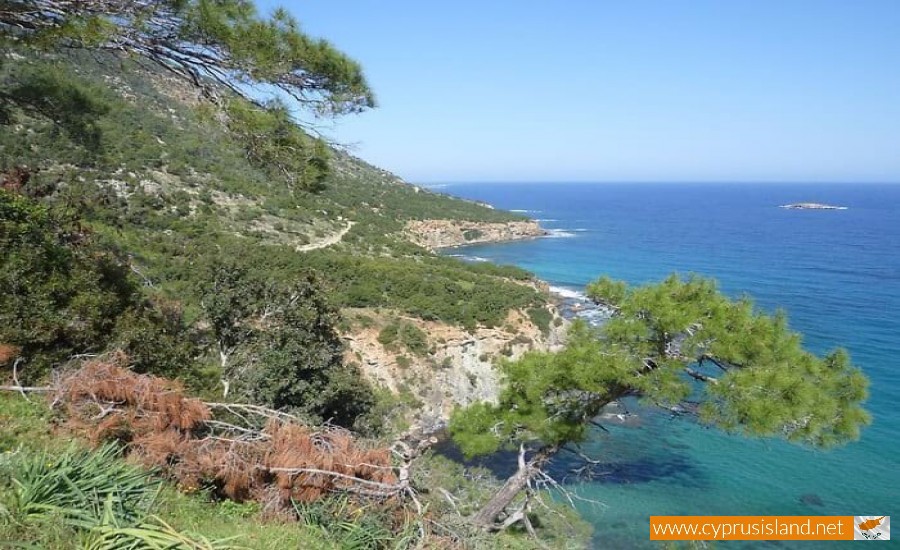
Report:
435,183,898,548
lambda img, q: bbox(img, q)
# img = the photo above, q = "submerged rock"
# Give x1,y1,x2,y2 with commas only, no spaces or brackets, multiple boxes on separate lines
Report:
799,493,825,507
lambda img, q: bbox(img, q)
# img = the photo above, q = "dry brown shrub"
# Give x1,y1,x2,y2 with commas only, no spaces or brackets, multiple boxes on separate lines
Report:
0,344,21,368
51,355,399,516
0,166,30,193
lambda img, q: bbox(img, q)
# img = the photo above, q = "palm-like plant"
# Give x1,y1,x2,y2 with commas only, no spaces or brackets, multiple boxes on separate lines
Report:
12,444,159,526
9,444,242,549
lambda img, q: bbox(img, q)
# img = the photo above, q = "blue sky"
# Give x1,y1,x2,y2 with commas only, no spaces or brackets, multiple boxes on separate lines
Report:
258,1,899,183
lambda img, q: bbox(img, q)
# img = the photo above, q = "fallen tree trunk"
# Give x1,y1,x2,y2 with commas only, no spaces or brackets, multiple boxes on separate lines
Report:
470,444,554,530
0,385,52,392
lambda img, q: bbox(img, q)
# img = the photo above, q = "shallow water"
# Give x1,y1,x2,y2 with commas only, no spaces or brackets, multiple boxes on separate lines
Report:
438,182,898,548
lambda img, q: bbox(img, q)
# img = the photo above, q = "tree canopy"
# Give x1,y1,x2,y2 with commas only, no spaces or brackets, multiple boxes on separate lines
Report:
0,187,197,382
451,274,870,457
199,260,375,428
0,0,374,116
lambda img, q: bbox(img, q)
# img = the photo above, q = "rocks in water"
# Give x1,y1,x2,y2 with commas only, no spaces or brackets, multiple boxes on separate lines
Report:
779,202,847,210
799,493,825,507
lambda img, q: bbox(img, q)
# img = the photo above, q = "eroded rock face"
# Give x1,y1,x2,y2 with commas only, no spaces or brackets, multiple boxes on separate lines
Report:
342,307,567,430
404,219,546,250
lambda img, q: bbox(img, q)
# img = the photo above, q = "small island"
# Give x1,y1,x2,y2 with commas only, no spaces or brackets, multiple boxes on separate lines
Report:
779,202,848,210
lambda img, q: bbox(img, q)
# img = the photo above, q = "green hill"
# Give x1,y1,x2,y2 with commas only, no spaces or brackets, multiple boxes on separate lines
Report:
0,47,583,550
1,51,550,403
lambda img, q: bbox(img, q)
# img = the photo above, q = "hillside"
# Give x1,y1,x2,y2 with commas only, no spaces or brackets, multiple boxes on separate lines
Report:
0,50,566,426
0,47,589,548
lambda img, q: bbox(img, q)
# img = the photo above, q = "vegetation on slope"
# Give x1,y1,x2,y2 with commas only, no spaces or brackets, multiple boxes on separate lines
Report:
0,4,582,547
0,387,590,549
0,51,548,403
0,2,872,546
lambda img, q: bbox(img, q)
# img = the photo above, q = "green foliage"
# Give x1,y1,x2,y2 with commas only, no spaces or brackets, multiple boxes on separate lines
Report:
82,511,240,550
153,487,335,550
0,65,109,151
302,252,542,330
223,99,330,192
2,0,374,118
0,394,56,453
377,320,428,356
0,190,139,379
351,387,411,437
527,307,553,336
293,496,406,550
453,274,870,457
200,261,375,428
0,53,545,339
9,443,159,526
0,190,203,383
462,228,484,241
0,441,241,549
112,297,202,384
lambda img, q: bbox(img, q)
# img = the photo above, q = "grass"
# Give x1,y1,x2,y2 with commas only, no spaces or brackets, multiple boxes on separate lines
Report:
0,394,337,550
0,392,591,549
154,489,336,550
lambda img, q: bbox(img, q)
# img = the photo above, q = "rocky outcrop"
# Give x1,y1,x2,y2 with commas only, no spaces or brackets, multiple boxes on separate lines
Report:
342,307,567,431
779,202,847,210
404,219,546,250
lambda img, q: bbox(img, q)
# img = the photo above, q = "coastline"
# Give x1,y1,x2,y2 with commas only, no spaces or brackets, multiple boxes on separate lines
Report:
404,219,547,251
436,231,547,250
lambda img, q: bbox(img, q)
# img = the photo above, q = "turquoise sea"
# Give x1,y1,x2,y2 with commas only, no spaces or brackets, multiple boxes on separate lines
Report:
436,183,898,548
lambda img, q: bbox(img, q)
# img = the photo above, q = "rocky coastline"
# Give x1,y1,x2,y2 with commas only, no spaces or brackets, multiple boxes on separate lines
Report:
404,219,547,250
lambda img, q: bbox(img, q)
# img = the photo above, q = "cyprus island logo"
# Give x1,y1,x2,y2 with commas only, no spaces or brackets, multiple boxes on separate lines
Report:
854,516,890,541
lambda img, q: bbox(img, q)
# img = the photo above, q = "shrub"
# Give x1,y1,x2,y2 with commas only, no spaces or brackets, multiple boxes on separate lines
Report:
0,190,140,380
527,307,553,336
462,228,483,241
377,323,399,346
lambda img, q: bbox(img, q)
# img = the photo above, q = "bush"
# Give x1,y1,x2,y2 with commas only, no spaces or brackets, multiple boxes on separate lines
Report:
378,321,428,356
377,323,399,346
462,228,483,241
200,263,375,428
527,307,553,336
0,190,140,380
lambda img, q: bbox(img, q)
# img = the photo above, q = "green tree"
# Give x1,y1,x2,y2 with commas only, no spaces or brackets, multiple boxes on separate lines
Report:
0,66,110,151
0,0,374,116
0,189,200,382
0,189,139,379
1,0,373,191
222,98,331,192
199,262,375,428
450,274,870,529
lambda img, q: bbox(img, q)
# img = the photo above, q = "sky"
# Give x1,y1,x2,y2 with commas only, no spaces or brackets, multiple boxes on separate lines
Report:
257,0,900,184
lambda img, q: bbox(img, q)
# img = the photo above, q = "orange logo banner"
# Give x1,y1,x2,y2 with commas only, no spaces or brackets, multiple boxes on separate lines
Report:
650,516,856,541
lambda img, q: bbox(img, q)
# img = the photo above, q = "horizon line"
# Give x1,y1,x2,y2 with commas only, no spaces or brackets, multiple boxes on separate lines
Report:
417,180,900,186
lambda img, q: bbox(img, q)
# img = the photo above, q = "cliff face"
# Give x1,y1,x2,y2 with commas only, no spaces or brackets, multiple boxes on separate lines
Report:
342,307,567,431
404,219,546,250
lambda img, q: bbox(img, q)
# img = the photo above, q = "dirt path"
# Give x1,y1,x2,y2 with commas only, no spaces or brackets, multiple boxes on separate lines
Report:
296,221,355,252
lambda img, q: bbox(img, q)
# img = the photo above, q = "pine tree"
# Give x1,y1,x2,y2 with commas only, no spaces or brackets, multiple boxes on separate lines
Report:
450,274,870,529
1,0,374,116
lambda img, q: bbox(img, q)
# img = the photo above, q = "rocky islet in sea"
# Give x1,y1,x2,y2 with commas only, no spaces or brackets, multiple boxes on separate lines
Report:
779,202,848,210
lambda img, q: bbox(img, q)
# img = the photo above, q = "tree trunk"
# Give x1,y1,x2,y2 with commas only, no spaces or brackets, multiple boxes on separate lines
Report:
471,444,553,529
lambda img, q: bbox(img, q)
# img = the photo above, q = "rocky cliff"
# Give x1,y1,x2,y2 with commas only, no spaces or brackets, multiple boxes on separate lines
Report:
404,219,546,250
342,306,567,431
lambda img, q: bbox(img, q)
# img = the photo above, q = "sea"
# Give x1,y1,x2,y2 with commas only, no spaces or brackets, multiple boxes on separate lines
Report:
433,182,898,548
